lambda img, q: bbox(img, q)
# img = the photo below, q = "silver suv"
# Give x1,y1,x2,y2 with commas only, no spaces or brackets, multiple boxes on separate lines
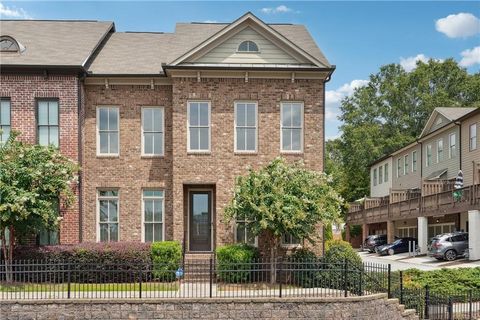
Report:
427,232,469,261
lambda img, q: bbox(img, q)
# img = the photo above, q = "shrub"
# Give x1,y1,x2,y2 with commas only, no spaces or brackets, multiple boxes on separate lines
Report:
324,240,362,294
324,224,333,241
151,241,182,282
216,244,258,283
287,249,323,288
324,239,362,267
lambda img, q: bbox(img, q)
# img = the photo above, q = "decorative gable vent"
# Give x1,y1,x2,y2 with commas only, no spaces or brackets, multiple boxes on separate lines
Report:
238,40,259,52
0,35,25,53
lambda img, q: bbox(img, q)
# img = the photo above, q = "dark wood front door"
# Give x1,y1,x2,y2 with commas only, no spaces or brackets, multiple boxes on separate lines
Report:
189,191,212,252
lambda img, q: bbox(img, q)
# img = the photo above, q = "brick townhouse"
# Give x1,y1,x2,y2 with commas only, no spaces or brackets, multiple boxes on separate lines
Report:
0,13,334,254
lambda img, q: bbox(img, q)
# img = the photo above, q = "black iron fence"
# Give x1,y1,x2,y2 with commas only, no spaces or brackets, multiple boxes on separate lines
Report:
1,259,479,320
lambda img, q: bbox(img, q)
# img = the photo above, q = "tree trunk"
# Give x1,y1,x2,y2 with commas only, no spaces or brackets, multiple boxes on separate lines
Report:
270,236,280,284
1,226,14,283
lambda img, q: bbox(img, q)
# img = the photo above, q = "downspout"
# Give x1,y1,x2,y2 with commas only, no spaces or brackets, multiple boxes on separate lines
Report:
77,72,87,243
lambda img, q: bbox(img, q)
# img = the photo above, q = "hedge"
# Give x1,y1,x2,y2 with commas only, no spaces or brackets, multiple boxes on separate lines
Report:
216,244,259,283
151,241,182,282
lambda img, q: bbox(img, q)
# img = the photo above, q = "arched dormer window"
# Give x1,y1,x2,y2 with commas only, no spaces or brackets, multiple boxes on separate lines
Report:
0,36,23,53
238,40,259,53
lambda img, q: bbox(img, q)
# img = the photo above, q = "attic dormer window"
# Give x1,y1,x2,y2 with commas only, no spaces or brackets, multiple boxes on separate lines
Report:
0,36,22,53
238,40,259,52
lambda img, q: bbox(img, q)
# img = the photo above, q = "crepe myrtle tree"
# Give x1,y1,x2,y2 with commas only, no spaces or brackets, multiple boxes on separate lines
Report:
224,157,343,267
0,131,79,277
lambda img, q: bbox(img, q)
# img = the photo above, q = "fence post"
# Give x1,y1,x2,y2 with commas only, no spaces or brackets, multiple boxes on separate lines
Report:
343,258,348,297
209,258,213,298
399,271,403,305
139,269,143,299
447,296,453,320
425,285,430,319
278,258,283,298
387,264,391,299
67,262,71,299
469,289,473,320
359,265,363,296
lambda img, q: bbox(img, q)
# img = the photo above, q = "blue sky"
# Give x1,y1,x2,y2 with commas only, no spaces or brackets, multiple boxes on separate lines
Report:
1,1,479,139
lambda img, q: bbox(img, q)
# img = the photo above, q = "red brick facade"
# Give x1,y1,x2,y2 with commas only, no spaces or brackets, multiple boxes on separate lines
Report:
0,74,80,244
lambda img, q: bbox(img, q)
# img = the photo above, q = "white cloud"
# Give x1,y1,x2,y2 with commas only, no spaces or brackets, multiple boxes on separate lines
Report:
261,5,293,14
435,13,480,38
325,79,369,120
0,2,31,19
399,54,429,72
459,46,480,67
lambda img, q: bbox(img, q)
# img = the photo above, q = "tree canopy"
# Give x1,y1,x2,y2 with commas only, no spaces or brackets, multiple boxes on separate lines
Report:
224,157,343,247
326,59,480,203
0,132,79,263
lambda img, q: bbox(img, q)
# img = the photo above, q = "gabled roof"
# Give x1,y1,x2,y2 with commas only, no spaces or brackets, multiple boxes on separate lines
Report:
167,12,330,69
0,20,113,68
420,107,477,138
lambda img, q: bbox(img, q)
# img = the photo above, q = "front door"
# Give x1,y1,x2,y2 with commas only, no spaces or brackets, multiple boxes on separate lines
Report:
189,191,212,251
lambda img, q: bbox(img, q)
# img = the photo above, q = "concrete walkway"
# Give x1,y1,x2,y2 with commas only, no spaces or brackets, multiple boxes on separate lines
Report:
359,251,480,271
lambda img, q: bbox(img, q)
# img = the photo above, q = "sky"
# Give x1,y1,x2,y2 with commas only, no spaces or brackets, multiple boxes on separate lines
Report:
1,1,479,140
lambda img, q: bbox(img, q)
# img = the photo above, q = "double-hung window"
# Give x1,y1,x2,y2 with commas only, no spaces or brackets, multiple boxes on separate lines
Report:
38,199,59,246
98,190,119,242
0,98,10,144
397,158,402,178
37,100,59,147
281,102,303,152
235,102,257,152
470,123,477,151
235,212,256,246
373,168,377,186
97,107,119,155
142,107,164,156
437,139,444,162
426,144,432,167
404,155,409,175
188,101,210,152
412,151,417,172
449,133,457,158
378,166,383,184
143,190,164,242
384,163,389,182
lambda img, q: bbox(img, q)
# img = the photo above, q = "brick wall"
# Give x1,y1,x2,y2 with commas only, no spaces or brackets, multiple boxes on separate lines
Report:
0,295,419,320
0,74,80,244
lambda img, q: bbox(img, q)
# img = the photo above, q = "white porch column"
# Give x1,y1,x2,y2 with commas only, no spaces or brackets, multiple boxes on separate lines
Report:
468,210,480,261
417,217,428,255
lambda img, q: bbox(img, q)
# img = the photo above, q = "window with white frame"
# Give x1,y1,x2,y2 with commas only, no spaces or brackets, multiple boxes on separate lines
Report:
404,155,409,175
0,98,10,144
412,151,417,172
235,102,257,152
373,168,377,186
38,199,59,246
143,190,164,242
426,144,432,167
449,133,457,158
37,100,59,147
235,212,257,246
142,107,164,156
378,165,383,184
98,190,119,242
97,107,119,155
238,40,259,52
281,102,303,152
437,139,444,162
470,123,477,151
282,233,301,246
397,158,402,178
384,163,389,182
188,101,210,152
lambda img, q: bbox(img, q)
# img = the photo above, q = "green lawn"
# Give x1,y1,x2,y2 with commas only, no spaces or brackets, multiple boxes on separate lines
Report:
0,282,179,292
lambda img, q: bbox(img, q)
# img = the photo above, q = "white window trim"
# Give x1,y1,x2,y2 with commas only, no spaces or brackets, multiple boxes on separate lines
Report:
449,133,456,158
234,101,258,153
470,123,477,151
237,40,260,53
96,106,120,157
281,233,302,248
378,165,383,185
437,139,444,162
412,151,417,172
384,163,389,183
233,220,258,247
0,98,11,144
373,168,377,186
141,189,165,243
187,101,211,153
141,106,165,157
280,101,304,153
403,155,408,175
426,144,432,167
397,158,401,178
96,189,120,242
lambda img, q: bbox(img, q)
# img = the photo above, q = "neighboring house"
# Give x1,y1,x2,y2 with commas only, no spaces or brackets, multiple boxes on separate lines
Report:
0,20,114,245
1,13,334,255
347,107,480,260
370,156,392,198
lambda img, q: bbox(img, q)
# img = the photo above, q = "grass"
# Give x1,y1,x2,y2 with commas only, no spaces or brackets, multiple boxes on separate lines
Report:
0,282,179,292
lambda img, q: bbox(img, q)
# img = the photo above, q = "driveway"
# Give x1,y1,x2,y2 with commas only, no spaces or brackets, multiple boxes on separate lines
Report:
359,250,480,271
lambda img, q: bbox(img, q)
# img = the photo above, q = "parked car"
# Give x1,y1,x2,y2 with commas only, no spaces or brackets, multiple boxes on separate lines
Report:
427,232,469,261
364,234,388,253
376,237,418,256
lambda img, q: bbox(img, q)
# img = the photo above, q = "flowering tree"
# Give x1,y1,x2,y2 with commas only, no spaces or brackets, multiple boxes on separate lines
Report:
224,157,344,265
0,132,79,273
